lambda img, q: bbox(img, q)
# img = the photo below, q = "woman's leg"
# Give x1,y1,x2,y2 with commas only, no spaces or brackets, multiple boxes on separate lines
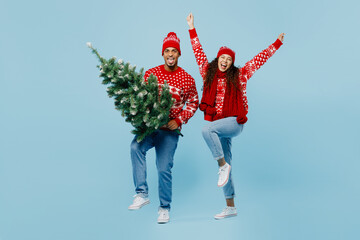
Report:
202,117,243,185
201,117,243,162
220,137,235,206
226,198,235,207
202,117,244,219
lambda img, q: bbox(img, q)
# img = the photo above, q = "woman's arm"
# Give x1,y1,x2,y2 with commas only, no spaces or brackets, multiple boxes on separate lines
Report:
242,33,285,80
278,33,285,42
187,13,208,80
186,13,195,30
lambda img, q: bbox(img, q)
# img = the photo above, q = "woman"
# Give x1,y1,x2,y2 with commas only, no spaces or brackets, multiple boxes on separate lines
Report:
186,13,285,220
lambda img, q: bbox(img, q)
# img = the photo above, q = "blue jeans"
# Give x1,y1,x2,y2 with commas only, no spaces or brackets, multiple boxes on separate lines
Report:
130,129,179,210
202,117,244,199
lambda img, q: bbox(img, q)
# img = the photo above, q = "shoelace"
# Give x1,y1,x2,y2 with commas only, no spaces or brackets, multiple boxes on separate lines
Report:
133,194,144,204
222,207,235,214
218,164,228,175
158,209,168,216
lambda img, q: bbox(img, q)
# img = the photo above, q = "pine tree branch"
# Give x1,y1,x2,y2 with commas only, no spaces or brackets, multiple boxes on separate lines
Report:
87,43,174,142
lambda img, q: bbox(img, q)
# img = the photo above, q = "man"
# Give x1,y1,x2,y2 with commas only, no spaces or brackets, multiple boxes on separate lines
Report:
128,32,199,224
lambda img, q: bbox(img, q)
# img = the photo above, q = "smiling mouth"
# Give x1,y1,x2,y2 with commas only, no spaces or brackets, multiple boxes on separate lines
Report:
220,63,227,69
168,58,175,65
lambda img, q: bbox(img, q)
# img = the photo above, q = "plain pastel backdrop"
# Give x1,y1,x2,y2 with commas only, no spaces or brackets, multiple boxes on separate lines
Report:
1,0,359,239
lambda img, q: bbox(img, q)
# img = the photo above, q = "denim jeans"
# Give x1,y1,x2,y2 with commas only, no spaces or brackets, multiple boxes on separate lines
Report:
130,129,179,210
202,117,244,199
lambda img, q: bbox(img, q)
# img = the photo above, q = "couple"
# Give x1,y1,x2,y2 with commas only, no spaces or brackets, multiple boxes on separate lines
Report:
128,13,285,224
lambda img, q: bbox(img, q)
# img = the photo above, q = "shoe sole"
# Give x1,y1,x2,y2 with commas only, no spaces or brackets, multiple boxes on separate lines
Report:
128,200,150,210
214,213,237,220
217,165,231,187
157,219,169,224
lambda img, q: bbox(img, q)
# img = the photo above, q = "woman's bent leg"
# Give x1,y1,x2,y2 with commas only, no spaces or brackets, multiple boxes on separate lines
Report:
201,117,243,161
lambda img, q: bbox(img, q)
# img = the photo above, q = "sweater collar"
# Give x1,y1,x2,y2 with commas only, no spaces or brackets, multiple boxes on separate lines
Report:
161,64,181,75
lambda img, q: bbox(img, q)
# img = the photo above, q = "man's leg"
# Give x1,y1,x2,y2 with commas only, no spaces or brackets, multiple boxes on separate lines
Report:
130,133,156,196
154,130,179,210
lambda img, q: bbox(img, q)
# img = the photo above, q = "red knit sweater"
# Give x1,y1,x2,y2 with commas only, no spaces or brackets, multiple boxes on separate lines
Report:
189,28,283,123
143,65,199,127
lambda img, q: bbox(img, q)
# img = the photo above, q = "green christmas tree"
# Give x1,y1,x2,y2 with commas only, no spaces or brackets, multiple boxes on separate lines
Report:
87,42,174,142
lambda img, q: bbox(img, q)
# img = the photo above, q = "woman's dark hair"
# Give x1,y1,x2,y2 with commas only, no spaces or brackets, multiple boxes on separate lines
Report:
204,58,241,91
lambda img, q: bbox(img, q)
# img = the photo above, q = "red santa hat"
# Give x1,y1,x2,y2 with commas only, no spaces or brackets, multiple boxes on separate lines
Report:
217,46,235,62
162,32,181,55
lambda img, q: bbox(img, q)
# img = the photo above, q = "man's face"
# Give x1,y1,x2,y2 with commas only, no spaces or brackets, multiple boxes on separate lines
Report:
163,47,180,68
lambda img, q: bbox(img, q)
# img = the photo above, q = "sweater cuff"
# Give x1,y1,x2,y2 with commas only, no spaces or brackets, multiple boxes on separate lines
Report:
174,118,183,127
189,28,197,39
273,39,283,50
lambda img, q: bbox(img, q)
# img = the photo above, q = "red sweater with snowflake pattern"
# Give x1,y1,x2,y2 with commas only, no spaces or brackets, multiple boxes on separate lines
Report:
143,65,199,127
189,28,282,122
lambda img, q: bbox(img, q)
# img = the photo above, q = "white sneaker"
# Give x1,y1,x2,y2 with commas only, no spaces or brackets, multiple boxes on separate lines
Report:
128,194,150,210
217,163,231,187
157,208,170,224
214,207,237,220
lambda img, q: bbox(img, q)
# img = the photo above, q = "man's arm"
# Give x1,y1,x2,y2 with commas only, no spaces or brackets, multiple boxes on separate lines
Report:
172,80,199,129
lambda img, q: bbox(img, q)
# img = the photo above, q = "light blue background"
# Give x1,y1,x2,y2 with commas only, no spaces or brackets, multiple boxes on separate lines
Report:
1,0,359,239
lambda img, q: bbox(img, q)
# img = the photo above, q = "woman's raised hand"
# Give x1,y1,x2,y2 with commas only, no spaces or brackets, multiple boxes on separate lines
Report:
278,33,285,42
187,13,195,30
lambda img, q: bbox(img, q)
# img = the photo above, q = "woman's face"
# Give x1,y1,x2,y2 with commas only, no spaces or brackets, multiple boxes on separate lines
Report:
218,54,233,72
